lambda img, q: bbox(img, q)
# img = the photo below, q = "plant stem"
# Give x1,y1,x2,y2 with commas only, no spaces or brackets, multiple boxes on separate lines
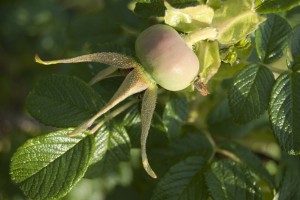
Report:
261,62,287,75
90,99,137,134
215,147,241,163
202,129,242,163
202,129,217,163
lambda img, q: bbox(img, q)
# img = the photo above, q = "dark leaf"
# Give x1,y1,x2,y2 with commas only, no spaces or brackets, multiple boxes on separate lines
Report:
85,122,131,177
255,14,292,64
229,64,275,123
163,94,189,140
220,142,275,188
269,72,300,154
26,74,104,127
207,98,266,138
152,156,209,200
276,154,300,200
256,0,300,14
205,159,262,200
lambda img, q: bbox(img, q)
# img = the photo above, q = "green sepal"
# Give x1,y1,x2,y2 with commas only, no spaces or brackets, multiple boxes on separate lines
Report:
195,40,221,84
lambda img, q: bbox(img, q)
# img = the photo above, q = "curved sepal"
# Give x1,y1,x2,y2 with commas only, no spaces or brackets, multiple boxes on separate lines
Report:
35,52,140,69
71,70,150,136
141,85,158,178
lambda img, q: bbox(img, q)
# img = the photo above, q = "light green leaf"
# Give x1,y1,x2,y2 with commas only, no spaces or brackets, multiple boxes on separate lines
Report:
212,63,248,80
163,94,189,140
85,122,130,177
205,160,262,200
152,156,209,200
10,129,94,200
212,0,265,44
229,64,275,123
164,2,214,32
134,0,206,18
220,142,275,188
26,74,104,128
269,72,300,155
256,0,300,14
256,14,292,64
220,47,238,65
135,0,151,3
196,40,221,83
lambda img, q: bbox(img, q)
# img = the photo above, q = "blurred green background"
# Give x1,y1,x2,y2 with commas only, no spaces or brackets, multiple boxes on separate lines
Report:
1,0,300,199
0,0,153,199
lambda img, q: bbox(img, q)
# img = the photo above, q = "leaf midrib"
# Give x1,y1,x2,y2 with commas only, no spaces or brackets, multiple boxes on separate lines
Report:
18,135,87,184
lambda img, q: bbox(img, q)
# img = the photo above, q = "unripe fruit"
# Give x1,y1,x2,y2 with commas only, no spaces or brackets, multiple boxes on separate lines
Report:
135,24,199,91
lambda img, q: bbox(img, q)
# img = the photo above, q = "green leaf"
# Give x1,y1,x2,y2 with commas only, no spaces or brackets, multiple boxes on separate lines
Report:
212,0,265,44
292,25,300,60
123,104,168,148
149,132,213,176
291,25,300,71
85,122,130,177
229,64,275,123
10,129,94,200
205,160,262,200
26,74,104,128
167,132,213,158
207,98,265,138
135,0,151,2
163,94,189,140
276,154,300,200
269,72,300,155
256,0,300,14
134,0,205,18
212,63,248,80
152,156,209,200
196,40,221,83
164,3,214,32
255,14,292,64
134,0,165,18
220,142,275,188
